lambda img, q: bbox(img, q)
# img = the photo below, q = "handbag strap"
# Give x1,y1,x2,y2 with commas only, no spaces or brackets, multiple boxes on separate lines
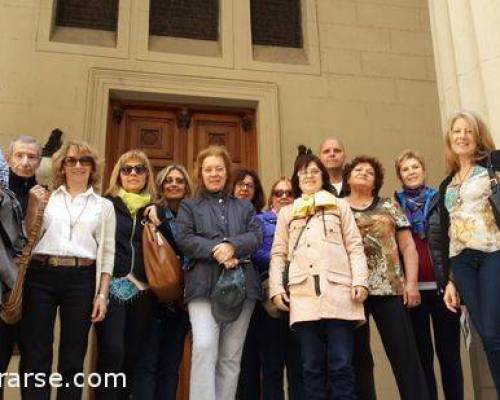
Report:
487,152,499,190
287,215,312,262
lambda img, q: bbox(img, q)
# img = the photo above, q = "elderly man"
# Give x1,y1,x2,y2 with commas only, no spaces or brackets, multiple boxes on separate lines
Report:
319,138,348,198
0,135,42,399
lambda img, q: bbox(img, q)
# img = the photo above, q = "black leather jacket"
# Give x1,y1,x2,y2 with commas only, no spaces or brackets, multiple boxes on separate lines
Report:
175,190,263,303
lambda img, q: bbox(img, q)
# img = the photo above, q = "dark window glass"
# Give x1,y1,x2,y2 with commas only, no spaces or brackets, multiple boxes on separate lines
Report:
55,0,119,32
251,0,303,48
149,0,219,41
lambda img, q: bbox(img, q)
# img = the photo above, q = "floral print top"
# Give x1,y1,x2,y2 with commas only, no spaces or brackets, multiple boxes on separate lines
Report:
351,198,410,296
445,165,500,257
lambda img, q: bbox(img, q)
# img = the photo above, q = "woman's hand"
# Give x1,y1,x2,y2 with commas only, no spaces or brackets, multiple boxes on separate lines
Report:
222,257,239,269
404,281,421,308
272,293,290,312
444,281,461,313
212,242,235,264
351,286,368,303
143,205,161,226
91,295,108,323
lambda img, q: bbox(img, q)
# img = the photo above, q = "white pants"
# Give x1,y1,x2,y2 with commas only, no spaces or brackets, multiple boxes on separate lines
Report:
188,298,255,400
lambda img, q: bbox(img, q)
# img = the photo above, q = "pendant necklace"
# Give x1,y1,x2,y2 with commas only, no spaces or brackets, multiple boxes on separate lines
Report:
64,194,90,240
455,165,474,206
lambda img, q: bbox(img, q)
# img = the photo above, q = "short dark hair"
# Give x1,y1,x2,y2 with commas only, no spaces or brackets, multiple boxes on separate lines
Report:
343,155,385,197
232,168,265,212
291,153,333,198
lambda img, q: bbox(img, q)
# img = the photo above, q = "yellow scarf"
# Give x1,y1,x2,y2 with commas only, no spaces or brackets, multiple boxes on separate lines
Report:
118,188,151,217
292,190,338,218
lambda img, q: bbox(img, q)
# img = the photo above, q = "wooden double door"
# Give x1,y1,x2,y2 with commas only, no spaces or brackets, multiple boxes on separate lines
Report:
104,101,257,400
105,101,257,185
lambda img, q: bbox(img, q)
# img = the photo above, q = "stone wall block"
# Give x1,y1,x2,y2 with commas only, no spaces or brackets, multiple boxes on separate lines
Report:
362,52,427,79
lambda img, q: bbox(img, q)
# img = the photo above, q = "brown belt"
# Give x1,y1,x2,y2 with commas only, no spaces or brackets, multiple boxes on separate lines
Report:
32,255,95,268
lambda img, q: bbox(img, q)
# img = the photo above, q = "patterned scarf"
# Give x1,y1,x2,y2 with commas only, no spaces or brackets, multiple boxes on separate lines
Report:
396,185,437,238
292,190,338,218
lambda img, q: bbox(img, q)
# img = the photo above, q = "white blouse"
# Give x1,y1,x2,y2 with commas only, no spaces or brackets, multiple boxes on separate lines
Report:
33,186,116,292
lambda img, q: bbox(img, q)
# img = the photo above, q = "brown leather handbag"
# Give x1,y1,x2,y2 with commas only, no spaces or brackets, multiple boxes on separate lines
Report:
142,222,184,302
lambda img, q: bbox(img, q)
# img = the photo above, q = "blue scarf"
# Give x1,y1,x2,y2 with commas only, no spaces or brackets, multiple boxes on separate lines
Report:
396,185,437,238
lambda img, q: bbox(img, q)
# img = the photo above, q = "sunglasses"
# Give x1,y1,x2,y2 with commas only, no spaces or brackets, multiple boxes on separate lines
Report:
63,156,94,168
273,189,293,198
120,164,148,176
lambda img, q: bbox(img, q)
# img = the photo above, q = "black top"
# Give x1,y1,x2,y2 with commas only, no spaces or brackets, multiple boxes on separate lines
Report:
175,191,263,303
109,196,149,284
9,169,37,216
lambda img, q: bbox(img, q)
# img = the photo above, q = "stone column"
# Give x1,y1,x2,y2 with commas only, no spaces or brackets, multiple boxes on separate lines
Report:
428,0,500,143
428,1,500,398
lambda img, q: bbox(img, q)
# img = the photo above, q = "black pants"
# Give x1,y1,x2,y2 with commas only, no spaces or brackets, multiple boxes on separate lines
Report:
20,262,96,400
294,319,356,400
95,292,154,400
238,303,304,400
0,319,18,400
353,295,430,400
133,301,189,400
409,289,463,400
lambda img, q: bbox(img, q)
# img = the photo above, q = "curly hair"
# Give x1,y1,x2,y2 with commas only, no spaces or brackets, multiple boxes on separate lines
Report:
343,155,385,197
51,139,102,191
232,168,265,212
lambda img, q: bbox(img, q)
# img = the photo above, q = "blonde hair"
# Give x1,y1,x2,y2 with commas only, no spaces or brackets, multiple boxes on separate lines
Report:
155,164,194,205
267,176,292,210
444,110,496,173
51,140,102,191
194,145,232,194
105,149,156,197
395,149,426,182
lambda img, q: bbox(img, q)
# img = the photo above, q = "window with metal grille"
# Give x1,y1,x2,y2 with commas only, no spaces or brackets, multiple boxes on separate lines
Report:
55,0,119,32
149,0,219,41
251,0,303,48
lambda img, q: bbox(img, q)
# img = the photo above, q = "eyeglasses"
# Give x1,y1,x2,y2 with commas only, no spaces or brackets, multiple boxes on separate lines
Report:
165,177,185,185
297,169,322,178
63,156,94,167
236,182,255,190
273,189,292,198
120,164,147,176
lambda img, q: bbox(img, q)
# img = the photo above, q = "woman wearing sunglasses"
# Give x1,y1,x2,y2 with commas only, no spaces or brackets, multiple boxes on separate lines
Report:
134,164,193,400
20,140,115,399
95,149,156,400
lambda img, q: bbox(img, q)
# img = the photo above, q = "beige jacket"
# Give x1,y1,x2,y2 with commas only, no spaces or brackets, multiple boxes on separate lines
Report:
269,197,368,326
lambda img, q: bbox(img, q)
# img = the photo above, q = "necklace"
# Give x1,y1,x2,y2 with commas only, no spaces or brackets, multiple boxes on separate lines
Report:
64,193,91,240
455,165,474,206
348,196,374,210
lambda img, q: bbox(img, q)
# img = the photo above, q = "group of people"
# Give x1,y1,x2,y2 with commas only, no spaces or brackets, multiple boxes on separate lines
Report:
0,108,499,400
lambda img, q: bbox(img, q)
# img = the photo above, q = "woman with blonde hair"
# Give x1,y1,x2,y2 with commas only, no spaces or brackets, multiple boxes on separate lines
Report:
95,149,156,400
395,150,463,400
440,110,500,394
175,145,263,400
134,163,193,400
20,139,115,399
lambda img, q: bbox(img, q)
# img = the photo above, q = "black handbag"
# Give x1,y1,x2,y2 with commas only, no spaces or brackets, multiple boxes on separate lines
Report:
486,152,500,229
282,216,312,293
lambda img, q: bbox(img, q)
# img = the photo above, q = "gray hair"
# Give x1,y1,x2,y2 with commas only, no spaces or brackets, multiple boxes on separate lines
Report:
8,135,42,158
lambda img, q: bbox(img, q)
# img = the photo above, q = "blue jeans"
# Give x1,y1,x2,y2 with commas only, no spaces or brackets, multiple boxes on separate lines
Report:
133,302,189,400
294,319,355,400
451,249,500,394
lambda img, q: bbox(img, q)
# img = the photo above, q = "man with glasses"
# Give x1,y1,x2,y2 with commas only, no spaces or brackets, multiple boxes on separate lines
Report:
1,135,42,399
319,138,347,198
